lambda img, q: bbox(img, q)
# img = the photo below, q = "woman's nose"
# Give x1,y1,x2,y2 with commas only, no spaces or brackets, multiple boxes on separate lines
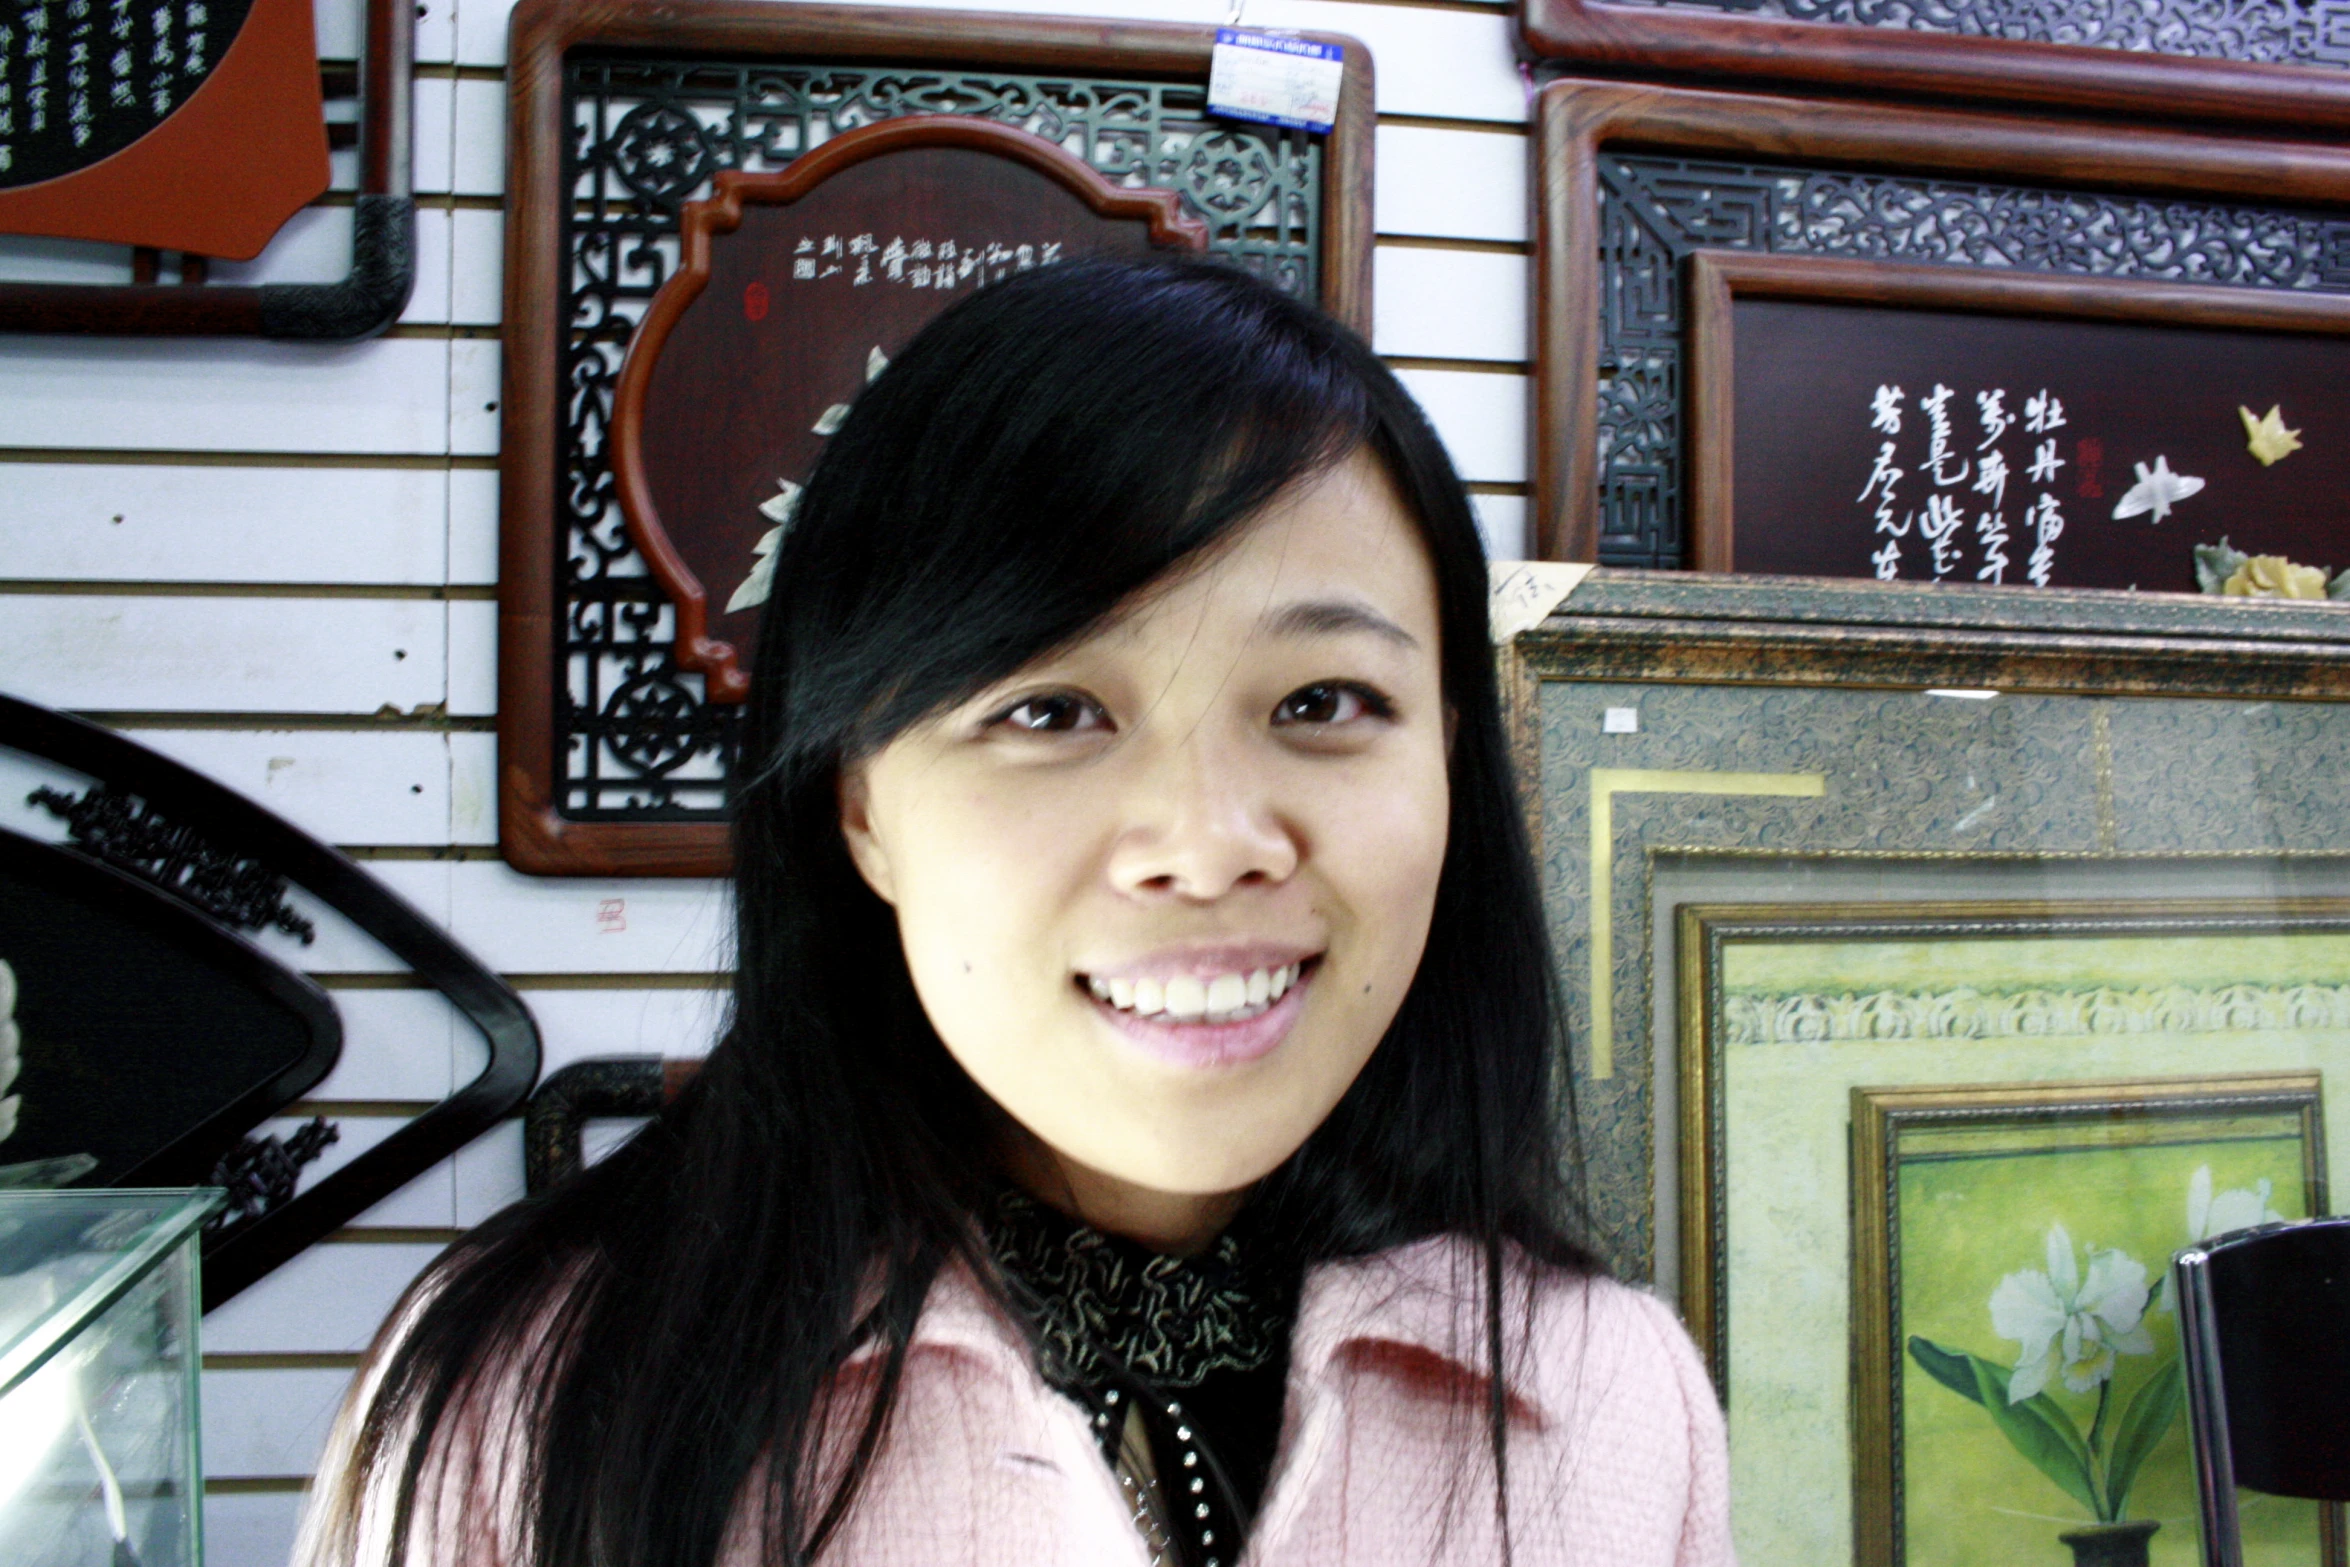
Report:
1103,740,1300,902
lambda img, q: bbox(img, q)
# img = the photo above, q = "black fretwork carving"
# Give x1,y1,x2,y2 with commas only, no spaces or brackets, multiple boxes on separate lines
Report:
207,1117,340,1230
1636,0,2350,69
1593,155,2350,567
556,57,1323,822
28,784,317,944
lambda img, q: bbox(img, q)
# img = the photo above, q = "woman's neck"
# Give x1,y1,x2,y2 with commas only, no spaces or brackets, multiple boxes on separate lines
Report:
999,1135,1249,1257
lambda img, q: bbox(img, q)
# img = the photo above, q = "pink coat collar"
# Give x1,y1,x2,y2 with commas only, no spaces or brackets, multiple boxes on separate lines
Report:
865,1232,1561,1427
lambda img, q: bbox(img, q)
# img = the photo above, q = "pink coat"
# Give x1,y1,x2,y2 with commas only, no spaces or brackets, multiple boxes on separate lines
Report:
302,1237,1734,1567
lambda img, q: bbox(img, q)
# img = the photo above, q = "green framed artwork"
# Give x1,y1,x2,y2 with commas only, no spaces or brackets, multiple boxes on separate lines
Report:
1501,572,2350,1275
1676,900,2350,1567
1501,573,2350,1567
1853,1075,2334,1567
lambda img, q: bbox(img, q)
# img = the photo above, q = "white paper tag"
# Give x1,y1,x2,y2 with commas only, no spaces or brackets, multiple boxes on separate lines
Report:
1208,29,1343,134
1488,561,1594,643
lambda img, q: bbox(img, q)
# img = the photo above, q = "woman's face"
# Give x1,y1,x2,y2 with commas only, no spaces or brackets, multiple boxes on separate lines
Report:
839,448,1450,1233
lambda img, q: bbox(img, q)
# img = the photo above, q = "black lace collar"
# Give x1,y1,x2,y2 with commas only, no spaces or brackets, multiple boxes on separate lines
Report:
982,1188,1296,1392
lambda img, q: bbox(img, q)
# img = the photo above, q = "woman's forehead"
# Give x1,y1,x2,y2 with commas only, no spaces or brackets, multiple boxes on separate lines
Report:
1068,453,1438,661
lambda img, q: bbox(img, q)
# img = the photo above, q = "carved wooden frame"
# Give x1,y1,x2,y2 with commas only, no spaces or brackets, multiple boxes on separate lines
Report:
1517,0,2350,135
1683,250,2350,575
1532,77,2350,565
501,0,1374,877
608,115,1213,706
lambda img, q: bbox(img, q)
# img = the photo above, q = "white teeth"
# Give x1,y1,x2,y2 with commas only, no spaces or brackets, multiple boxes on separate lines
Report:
1163,975,1208,1020
1088,962,1305,1021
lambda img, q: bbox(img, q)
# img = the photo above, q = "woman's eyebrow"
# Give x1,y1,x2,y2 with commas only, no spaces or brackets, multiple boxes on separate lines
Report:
1261,597,1421,649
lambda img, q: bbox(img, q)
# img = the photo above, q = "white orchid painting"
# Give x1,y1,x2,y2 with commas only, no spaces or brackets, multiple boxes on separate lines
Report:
1904,1158,2315,1565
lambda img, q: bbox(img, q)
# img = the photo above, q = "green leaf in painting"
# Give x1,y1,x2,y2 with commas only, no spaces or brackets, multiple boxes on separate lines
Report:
1966,1351,2103,1518
2104,1357,2184,1517
1908,1337,1987,1405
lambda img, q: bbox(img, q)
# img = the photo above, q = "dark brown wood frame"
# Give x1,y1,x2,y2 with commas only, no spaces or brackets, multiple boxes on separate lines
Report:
1517,0,2350,136
500,0,1375,877
1532,77,2350,566
1683,250,2350,574
0,0,414,339
609,115,1213,706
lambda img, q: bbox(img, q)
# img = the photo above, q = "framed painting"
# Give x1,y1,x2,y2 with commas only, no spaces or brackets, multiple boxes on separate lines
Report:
1529,78,2350,569
1515,0,2350,138
1683,252,2350,590
1674,891,2350,1566
1498,568,2350,1564
1851,1074,2337,1567
496,0,1375,876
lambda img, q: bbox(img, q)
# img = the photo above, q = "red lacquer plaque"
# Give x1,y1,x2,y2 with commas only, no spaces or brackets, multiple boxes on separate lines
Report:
610,115,1211,702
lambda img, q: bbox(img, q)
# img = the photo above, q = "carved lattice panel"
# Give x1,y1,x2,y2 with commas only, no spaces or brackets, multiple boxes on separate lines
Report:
556,57,1323,821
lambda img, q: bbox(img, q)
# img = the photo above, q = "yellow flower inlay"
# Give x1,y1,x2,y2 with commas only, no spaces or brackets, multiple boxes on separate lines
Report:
2221,554,2329,599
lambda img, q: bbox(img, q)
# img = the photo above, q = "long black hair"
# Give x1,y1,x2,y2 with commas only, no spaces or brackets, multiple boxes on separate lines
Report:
321,257,1598,1567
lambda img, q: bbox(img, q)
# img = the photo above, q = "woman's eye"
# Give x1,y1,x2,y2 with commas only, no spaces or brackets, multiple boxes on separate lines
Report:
992,693,1108,734
1273,683,1392,727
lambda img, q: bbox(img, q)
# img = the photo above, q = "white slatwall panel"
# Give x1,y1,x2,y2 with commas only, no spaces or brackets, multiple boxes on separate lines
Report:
0,0,1535,1554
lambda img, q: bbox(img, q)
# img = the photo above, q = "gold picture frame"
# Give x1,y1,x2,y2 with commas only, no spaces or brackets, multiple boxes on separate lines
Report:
1675,897,2350,1567
1851,1075,2334,1567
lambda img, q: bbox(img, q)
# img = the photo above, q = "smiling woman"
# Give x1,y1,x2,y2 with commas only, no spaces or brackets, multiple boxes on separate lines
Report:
294,260,1732,1567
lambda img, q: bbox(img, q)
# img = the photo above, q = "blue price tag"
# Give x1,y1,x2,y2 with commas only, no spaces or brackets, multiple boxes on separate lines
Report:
1207,29,1343,134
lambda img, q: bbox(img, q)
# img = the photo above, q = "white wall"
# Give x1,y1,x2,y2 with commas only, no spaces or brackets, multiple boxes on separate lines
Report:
0,0,1532,1557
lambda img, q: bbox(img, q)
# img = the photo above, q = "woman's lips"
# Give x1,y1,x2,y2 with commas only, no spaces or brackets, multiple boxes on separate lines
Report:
1077,959,1317,1070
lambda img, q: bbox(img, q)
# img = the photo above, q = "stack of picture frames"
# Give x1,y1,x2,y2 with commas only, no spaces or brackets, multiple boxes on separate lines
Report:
495,0,1372,875
1513,7,2350,1564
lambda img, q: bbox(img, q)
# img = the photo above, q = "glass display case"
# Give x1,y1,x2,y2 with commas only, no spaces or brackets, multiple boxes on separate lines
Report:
0,1189,225,1567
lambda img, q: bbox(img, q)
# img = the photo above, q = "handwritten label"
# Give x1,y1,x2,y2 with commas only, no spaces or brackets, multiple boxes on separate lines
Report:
1489,560,1593,643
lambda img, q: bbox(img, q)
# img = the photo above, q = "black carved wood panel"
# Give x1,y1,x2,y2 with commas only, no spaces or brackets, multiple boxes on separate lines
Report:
1594,155,2350,567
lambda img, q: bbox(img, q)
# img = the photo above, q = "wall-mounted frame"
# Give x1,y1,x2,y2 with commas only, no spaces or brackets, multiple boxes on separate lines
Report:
1516,0,2350,137
0,0,415,339
1685,252,2350,587
0,693,540,1309
1531,78,2350,569
1502,569,2350,1562
498,0,1375,876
